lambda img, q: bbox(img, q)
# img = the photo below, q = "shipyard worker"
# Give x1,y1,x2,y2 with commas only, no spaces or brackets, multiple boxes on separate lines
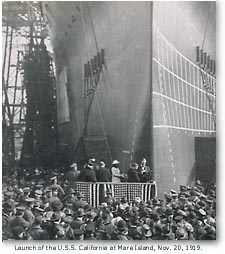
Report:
111,160,122,183
127,163,140,182
79,163,97,182
138,157,152,182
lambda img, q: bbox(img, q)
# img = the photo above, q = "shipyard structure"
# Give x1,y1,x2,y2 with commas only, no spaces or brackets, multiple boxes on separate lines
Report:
2,2,216,199
40,2,216,196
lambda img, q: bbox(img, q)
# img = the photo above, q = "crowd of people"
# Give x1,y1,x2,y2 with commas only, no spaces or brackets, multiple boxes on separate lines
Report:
2,158,216,240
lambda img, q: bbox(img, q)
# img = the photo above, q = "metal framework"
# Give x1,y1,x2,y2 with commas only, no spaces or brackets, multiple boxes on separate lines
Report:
2,2,57,171
2,24,27,171
20,25,57,169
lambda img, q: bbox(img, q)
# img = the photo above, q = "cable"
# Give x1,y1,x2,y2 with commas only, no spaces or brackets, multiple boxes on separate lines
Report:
201,3,212,51
73,3,113,162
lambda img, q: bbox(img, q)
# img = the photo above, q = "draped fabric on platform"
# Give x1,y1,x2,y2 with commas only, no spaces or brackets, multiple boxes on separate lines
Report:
73,182,157,207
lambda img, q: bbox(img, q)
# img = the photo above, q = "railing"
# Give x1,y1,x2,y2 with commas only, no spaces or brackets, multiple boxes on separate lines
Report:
72,181,157,207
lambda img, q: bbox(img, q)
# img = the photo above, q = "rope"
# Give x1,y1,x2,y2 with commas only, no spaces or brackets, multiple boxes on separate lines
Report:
201,3,212,50
86,6,113,161
87,4,99,52
76,3,112,162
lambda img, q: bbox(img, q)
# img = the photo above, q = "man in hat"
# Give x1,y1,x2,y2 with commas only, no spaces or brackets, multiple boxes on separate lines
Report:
8,206,30,234
119,197,129,210
66,162,80,185
96,161,112,203
23,198,35,225
33,206,45,219
33,189,43,208
61,216,74,239
71,208,85,234
161,223,175,240
20,187,31,204
141,224,153,240
127,163,140,182
10,226,31,240
111,160,122,183
44,212,62,240
111,219,129,240
175,227,189,240
2,201,16,240
63,188,77,204
42,188,52,207
79,162,97,182
88,157,96,164
49,176,65,197
138,158,152,182
73,192,89,211
84,222,96,240
73,228,84,240
104,189,115,206
97,161,111,182
101,210,115,239
29,215,49,240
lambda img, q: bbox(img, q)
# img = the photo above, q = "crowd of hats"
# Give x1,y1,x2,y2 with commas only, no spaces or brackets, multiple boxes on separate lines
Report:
2,168,216,240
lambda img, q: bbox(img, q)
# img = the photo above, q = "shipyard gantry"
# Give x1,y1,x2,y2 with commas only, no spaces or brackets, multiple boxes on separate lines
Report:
2,2,57,171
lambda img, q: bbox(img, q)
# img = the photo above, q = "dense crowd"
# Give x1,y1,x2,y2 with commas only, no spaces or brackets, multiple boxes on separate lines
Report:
2,158,216,240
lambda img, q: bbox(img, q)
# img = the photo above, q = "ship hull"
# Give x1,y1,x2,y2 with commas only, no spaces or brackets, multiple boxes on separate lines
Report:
43,1,216,196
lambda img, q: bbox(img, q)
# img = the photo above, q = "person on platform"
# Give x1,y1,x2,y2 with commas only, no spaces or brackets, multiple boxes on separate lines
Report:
138,158,152,182
127,163,140,182
111,160,122,183
97,161,111,182
88,158,100,178
79,162,97,182
97,161,112,203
